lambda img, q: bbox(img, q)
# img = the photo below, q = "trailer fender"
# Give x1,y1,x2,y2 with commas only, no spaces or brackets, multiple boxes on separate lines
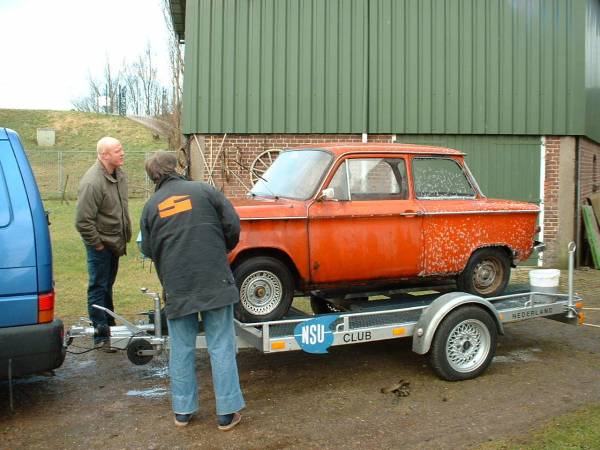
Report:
412,292,504,355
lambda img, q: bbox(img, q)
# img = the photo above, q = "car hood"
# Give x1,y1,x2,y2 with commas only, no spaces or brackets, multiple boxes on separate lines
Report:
232,197,309,219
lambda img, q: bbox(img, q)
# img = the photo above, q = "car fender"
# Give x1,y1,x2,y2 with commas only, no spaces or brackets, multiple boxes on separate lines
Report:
412,292,504,355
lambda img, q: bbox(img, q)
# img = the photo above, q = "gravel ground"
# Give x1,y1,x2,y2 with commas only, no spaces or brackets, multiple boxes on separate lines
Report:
1,267,599,449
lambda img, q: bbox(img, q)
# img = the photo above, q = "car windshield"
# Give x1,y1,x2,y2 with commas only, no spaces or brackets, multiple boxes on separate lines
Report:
250,150,332,200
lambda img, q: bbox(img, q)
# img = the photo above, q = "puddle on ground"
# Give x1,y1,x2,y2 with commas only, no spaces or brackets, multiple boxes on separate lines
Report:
140,364,169,380
493,348,542,363
127,386,168,398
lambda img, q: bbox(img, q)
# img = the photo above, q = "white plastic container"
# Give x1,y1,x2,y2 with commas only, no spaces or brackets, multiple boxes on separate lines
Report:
529,269,560,303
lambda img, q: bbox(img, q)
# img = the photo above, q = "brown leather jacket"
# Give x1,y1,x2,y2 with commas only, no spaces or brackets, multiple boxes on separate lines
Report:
75,160,132,256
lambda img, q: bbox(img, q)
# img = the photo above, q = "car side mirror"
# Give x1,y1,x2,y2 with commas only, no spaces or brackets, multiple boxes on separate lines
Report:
317,188,335,202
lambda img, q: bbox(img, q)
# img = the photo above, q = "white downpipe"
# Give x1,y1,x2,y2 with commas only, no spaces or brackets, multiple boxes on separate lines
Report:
538,137,546,267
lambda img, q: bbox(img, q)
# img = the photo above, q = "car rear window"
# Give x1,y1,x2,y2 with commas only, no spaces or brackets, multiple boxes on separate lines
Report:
0,162,11,227
412,158,475,199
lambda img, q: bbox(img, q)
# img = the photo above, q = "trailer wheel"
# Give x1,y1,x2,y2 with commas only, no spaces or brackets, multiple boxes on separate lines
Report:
233,256,294,322
429,306,497,381
127,339,154,366
457,248,510,297
309,295,344,314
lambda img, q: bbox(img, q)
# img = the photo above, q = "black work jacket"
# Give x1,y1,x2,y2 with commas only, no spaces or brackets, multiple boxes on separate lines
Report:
140,175,240,319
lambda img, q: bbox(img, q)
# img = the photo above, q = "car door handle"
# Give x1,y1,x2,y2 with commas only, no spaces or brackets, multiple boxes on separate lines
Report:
401,210,424,217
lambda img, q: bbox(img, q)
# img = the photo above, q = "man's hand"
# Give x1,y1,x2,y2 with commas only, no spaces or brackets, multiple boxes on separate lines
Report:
94,243,105,251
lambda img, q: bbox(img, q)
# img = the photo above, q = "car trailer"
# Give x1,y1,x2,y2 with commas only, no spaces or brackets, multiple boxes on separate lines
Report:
66,243,588,381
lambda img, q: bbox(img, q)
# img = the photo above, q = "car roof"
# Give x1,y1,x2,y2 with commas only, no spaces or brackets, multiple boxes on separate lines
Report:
286,142,464,157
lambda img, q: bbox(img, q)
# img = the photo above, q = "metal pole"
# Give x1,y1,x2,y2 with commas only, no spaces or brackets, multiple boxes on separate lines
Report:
8,358,14,413
567,242,576,319
144,152,149,199
58,151,63,195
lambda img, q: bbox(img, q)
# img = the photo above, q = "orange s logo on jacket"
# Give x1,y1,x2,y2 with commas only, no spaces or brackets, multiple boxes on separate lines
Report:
158,195,193,218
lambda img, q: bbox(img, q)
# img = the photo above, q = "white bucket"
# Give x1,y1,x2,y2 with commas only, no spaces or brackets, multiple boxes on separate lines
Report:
529,269,560,303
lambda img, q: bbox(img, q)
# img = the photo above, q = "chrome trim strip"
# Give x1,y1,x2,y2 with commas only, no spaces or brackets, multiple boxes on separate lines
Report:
241,209,536,221
422,209,538,216
309,214,421,220
240,216,308,221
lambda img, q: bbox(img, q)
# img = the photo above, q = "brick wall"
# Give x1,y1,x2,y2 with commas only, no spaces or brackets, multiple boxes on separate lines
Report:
542,136,561,267
580,137,600,200
194,133,394,198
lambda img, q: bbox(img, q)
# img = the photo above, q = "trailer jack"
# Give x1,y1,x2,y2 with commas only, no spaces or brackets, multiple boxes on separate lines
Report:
65,288,166,365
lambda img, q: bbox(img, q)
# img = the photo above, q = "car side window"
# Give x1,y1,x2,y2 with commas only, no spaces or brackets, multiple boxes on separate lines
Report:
412,157,475,199
0,162,11,227
328,161,350,200
328,158,407,201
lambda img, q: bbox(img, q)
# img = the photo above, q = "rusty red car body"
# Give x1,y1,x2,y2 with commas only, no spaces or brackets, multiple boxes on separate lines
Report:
229,143,539,322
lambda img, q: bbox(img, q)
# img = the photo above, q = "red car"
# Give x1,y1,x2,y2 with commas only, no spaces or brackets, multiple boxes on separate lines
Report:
229,143,539,322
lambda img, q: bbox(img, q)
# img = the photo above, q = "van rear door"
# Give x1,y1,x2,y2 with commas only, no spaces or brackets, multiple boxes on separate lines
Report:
0,128,38,327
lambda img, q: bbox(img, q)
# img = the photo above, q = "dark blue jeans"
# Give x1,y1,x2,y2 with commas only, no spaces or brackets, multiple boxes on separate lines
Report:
85,245,119,343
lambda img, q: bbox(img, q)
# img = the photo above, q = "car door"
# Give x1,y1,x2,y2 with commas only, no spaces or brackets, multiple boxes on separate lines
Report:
307,156,423,284
0,132,38,327
411,156,480,275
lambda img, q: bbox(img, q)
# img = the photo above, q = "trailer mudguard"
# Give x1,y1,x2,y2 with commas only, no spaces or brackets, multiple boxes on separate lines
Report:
412,292,504,355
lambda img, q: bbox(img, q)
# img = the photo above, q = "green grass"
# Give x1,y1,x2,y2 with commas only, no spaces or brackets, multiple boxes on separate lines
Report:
0,109,167,151
49,198,160,323
478,404,600,449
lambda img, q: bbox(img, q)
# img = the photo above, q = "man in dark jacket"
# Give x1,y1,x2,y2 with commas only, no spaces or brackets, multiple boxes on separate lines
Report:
76,136,131,351
140,151,245,430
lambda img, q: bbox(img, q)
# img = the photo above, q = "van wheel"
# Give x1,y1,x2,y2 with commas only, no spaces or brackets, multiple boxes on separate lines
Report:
429,306,497,381
457,248,510,297
233,257,294,322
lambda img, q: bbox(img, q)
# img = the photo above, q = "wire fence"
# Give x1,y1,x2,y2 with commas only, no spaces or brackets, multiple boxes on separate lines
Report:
25,149,170,199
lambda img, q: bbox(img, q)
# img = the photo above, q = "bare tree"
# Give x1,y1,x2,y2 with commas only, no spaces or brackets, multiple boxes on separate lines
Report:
72,59,122,114
134,44,160,116
103,59,122,114
123,62,142,115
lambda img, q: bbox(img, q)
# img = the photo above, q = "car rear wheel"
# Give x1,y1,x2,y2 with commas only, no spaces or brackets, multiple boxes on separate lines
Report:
233,256,294,322
457,248,510,297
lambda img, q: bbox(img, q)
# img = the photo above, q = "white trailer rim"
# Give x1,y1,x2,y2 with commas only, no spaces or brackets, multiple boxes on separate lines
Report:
446,319,491,373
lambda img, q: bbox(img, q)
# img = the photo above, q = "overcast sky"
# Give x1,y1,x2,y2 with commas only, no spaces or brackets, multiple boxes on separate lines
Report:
0,0,171,110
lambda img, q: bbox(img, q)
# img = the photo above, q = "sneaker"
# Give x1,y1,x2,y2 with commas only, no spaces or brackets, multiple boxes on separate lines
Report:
174,413,193,427
217,412,241,431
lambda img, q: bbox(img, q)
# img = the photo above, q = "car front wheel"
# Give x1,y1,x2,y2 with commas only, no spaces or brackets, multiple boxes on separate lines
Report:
233,256,294,322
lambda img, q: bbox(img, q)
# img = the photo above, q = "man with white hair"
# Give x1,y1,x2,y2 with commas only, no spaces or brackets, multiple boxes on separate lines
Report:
76,136,132,352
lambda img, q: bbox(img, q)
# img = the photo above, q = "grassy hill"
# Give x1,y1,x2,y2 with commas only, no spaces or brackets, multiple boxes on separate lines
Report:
0,109,168,150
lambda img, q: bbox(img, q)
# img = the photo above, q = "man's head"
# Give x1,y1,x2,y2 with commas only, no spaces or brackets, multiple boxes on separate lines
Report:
97,137,124,172
145,151,178,183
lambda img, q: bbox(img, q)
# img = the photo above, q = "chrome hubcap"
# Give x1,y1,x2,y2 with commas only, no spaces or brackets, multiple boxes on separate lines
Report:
240,270,282,315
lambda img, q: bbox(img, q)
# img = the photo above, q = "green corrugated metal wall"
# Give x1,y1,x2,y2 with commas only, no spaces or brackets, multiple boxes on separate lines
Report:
368,0,585,135
395,135,541,203
182,0,588,136
183,0,368,133
586,0,600,143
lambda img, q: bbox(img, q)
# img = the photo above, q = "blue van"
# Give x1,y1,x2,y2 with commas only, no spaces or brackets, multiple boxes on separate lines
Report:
0,128,65,378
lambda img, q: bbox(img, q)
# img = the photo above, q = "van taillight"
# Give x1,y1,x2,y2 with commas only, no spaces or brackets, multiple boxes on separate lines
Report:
38,290,55,324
